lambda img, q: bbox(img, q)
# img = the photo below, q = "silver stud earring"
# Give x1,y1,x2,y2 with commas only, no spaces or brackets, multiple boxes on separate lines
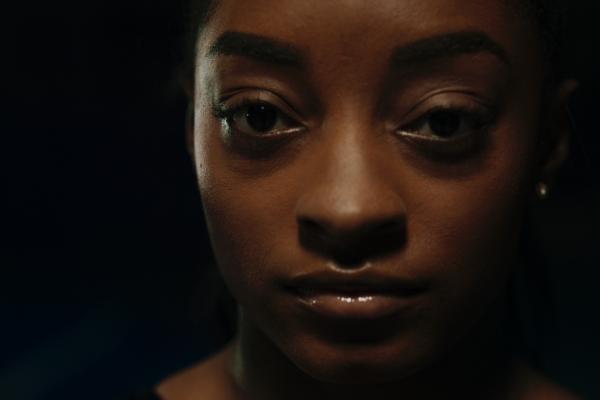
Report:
536,182,549,200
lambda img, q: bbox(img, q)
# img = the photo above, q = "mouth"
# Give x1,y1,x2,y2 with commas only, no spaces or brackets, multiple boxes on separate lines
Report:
284,271,428,320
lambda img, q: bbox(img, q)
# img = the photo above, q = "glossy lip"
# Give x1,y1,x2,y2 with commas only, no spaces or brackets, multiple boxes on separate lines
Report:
284,270,428,320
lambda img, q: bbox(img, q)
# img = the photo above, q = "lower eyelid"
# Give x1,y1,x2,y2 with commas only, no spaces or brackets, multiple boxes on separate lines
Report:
397,130,459,142
398,131,486,160
221,105,306,140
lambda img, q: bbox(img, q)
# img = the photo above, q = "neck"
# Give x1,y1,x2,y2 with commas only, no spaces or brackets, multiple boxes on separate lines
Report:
228,298,516,400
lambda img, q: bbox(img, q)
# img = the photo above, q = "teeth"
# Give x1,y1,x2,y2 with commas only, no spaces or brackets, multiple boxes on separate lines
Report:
337,295,374,303
305,294,375,305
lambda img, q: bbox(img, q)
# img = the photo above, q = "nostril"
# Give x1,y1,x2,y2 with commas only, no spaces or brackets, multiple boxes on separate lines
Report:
298,216,404,239
298,217,323,232
298,217,329,239
372,220,404,236
298,216,367,243
297,215,407,267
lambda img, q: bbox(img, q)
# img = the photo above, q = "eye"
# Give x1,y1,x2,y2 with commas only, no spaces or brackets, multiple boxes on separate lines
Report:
424,110,463,138
243,103,279,132
399,107,490,141
214,100,302,137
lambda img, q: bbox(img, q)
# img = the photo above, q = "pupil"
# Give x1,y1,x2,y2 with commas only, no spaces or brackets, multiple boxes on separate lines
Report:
429,111,461,137
246,104,278,132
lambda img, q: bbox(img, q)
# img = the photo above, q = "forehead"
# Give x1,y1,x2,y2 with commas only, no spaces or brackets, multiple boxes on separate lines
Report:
199,0,539,66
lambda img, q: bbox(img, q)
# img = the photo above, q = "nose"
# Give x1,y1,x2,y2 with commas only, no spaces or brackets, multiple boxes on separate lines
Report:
295,128,407,268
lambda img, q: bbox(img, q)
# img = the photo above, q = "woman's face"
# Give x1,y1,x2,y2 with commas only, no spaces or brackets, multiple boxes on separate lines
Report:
193,0,553,384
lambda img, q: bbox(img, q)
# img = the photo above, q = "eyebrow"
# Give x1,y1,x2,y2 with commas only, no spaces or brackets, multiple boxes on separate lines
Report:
391,31,510,67
207,30,509,70
208,31,305,68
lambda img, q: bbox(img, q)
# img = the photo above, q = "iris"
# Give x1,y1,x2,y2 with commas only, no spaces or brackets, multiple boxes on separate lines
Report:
245,103,279,133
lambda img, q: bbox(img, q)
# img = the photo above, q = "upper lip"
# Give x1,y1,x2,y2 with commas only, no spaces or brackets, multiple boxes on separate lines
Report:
284,270,429,296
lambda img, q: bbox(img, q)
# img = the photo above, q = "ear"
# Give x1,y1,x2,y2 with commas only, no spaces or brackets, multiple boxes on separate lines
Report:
538,79,579,186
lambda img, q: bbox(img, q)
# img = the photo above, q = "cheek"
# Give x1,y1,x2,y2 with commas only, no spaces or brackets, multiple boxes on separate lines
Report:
194,118,292,307
406,121,538,336
417,184,522,303
202,193,286,304
418,170,527,272
412,81,540,277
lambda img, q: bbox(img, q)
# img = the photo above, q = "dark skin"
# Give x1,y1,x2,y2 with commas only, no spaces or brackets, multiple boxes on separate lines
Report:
159,0,579,399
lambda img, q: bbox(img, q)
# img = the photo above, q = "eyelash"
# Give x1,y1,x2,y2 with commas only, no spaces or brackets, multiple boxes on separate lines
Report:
399,105,494,139
395,103,496,156
212,99,302,136
212,98,495,158
212,99,253,121
405,105,489,132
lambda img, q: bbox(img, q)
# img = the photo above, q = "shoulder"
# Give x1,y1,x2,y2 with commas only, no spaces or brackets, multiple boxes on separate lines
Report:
511,362,581,400
155,343,237,400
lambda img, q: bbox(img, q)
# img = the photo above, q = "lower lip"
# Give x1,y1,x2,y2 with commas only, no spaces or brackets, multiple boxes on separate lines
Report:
294,290,420,320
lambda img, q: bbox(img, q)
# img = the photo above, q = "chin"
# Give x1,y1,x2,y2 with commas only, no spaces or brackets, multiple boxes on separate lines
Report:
282,331,435,385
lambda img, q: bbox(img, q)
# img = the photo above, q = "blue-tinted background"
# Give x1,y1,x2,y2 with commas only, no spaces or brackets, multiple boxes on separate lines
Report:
2,1,599,399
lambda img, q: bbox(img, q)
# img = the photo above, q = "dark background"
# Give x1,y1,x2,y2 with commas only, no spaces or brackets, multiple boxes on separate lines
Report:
2,1,599,399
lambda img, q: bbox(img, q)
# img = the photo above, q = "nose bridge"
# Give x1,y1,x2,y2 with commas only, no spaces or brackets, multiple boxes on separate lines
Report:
296,114,405,234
